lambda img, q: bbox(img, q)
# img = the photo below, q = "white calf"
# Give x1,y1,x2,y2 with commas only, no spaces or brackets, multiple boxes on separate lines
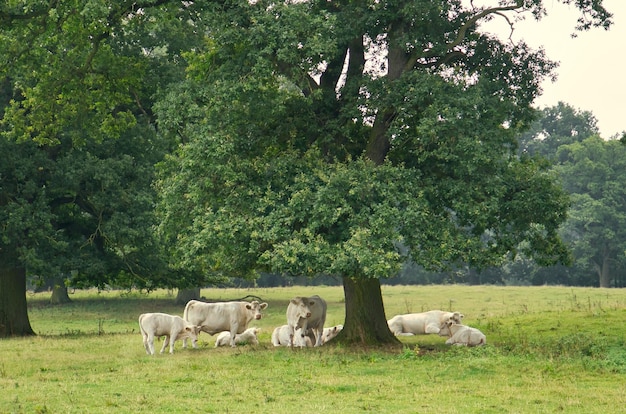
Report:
438,320,486,347
138,313,200,355
271,325,312,347
214,327,260,347
321,324,343,344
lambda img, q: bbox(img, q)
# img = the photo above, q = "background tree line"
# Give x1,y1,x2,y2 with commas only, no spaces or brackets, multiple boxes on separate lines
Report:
1,1,616,341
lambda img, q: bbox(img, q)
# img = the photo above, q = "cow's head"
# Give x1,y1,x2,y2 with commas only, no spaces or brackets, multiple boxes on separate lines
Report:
291,297,314,319
323,324,343,343
451,312,464,324
438,320,455,337
244,327,261,345
181,324,202,341
246,301,268,320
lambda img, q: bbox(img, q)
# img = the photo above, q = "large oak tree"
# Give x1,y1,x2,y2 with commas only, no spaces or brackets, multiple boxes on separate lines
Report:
155,0,610,346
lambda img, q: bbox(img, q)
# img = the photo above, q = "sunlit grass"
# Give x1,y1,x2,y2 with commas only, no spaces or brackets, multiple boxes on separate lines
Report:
3,285,625,413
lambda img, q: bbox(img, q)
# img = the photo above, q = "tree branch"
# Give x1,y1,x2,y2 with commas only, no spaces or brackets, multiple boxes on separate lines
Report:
339,36,365,102
403,3,523,73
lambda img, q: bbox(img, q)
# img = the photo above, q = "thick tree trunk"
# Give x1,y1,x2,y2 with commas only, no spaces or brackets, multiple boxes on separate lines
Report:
335,276,401,348
0,264,36,337
49,277,71,304
175,287,200,305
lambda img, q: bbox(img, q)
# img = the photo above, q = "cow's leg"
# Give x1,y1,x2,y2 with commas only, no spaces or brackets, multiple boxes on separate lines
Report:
142,333,151,355
169,334,177,354
313,328,323,347
229,324,239,348
146,333,156,355
160,335,170,354
297,322,308,348
424,323,440,334
287,324,295,347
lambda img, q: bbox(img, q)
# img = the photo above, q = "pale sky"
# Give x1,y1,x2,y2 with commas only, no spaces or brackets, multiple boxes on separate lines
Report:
482,0,626,138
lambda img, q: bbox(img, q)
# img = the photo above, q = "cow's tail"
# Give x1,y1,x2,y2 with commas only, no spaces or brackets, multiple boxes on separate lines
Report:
183,301,193,322
138,314,146,337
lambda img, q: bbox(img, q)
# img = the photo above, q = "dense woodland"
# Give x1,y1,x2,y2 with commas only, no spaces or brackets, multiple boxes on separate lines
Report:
0,1,620,340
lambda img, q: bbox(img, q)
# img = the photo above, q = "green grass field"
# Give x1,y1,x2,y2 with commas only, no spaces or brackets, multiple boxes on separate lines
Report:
2,285,626,413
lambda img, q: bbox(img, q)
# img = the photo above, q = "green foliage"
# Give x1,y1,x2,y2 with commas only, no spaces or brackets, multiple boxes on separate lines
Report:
0,0,210,290
156,1,592,283
518,102,600,158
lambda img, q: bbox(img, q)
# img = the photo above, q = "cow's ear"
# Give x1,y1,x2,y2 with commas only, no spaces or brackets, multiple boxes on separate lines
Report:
309,301,315,306
246,304,252,310
260,303,268,309
290,298,299,304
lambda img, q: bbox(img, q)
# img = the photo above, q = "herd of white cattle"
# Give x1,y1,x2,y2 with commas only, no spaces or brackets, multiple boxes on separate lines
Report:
138,295,486,355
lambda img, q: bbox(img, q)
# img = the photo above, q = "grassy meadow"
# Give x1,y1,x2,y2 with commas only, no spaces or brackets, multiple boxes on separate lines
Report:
2,285,626,413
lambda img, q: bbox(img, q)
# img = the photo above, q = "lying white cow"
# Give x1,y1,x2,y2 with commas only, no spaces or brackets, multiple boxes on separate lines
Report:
214,327,260,347
286,295,327,347
387,310,464,336
183,300,268,348
138,312,201,355
322,324,343,344
271,325,312,347
438,320,486,347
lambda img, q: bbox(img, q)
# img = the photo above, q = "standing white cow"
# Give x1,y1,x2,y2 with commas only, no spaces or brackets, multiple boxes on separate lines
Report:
387,310,464,336
214,327,260,347
183,300,268,348
438,320,486,346
286,295,327,347
271,325,312,347
138,312,201,355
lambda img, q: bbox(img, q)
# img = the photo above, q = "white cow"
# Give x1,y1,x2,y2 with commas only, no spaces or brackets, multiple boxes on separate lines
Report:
321,324,343,344
271,325,312,347
438,320,486,347
286,295,327,347
214,327,260,347
183,300,268,348
138,312,201,355
387,310,464,336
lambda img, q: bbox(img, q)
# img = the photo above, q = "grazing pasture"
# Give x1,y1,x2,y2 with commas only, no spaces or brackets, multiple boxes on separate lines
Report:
2,285,626,413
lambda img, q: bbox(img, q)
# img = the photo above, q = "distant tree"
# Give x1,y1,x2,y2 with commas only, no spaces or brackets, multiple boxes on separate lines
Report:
482,102,603,287
556,137,626,287
518,102,600,158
